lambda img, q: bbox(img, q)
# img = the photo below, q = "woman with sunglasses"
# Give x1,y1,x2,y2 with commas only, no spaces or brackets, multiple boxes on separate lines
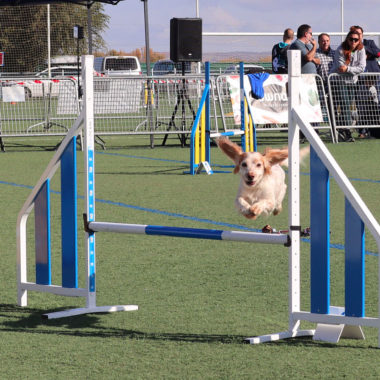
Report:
350,25,380,73
350,25,380,138
329,30,366,141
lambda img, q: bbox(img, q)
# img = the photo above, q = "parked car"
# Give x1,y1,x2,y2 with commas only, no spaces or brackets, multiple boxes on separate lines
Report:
16,66,79,98
36,66,80,78
223,63,266,75
94,56,142,76
152,60,192,75
152,60,204,98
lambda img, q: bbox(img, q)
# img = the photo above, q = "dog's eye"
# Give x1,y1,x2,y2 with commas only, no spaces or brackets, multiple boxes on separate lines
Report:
241,162,247,168
256,163,262,167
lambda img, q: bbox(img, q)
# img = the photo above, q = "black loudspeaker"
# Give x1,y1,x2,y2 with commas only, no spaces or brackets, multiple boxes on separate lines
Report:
170,18,202,62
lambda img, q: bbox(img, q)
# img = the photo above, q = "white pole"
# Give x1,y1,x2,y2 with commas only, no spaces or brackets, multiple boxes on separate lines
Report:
203,32,380,37
378,240,380,347
287,50,302,335
341,0,344,42
47,4,51,76
196,0,201,74
87,5,93,54
82,55,96,309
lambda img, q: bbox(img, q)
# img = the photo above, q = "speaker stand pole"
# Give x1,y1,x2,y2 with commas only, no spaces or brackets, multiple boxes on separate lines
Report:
180,62,187,146
162,62,196,147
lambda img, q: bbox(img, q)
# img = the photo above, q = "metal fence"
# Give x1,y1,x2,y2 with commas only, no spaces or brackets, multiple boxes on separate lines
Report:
328,72,380,140
1,73,380,148
216,73,334,138
0,78,79,137
91,73,334,142
93,76,206,132
90,75,219,147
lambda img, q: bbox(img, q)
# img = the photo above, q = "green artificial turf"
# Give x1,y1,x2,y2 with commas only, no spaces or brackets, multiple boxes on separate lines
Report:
0,133,380,379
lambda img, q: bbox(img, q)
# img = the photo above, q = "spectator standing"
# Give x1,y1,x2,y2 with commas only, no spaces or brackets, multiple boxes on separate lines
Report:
350,25,380,138
289,24,320,74
315,33,335,130
289,24,320,141
315,33,335,87
272,28,294,73
329,30,366,141
350,25,380,73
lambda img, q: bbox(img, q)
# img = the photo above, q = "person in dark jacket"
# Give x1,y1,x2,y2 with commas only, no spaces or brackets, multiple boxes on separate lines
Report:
271,28,294,73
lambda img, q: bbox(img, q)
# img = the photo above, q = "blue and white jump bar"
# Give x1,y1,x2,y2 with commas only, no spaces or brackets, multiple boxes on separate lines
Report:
210,130,245,138
88,221,290,245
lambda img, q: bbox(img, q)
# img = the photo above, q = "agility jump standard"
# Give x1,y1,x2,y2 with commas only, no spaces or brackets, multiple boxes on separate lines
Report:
16,56,140,319
189,62,256,175
16,56,288,321
245,50,380,345
16,54,380,346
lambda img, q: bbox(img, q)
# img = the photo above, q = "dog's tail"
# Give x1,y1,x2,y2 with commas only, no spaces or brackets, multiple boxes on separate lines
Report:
280,145,310,167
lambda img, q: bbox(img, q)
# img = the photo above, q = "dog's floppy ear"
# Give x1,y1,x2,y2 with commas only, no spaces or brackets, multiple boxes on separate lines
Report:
216,137,243,165
263,148,289,166
263,156,272,175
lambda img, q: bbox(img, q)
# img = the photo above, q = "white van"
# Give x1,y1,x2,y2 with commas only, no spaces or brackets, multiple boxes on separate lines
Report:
94,56,142,76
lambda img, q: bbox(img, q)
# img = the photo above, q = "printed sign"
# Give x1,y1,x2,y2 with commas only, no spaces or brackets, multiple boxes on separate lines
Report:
227,74,323,125
2,85,25,102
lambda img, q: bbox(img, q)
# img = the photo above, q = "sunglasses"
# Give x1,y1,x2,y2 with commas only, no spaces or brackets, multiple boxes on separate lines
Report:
349,37,359,42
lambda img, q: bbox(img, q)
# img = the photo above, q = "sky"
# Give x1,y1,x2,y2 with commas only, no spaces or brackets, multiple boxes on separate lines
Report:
101,0,380,54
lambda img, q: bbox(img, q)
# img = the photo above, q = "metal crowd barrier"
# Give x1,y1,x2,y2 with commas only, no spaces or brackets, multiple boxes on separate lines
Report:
1,73,379,147
92,75,217,138
91,75,222,147
215,73,335,142
328,72,380,141
0,78,79,137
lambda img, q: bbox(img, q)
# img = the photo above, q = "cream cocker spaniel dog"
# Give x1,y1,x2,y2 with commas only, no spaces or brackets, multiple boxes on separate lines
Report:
217,137,308,220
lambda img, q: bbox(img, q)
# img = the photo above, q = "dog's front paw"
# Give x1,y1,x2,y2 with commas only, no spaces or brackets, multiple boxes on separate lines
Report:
250,204,264,218
240,207,257,219
244,211,257,220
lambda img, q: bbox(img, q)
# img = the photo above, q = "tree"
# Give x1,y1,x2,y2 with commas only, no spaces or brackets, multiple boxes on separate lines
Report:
0,3,109,72
140,47,165,63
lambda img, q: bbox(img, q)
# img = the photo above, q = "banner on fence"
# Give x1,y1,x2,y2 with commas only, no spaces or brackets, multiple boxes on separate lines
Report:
93,79,142,114
227,74,323,125
57,81,79,114
3,86,25,102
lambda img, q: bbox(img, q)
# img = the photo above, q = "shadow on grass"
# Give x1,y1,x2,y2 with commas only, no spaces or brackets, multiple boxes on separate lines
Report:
1,141,60,153
0,304,246,344
0,304,376,348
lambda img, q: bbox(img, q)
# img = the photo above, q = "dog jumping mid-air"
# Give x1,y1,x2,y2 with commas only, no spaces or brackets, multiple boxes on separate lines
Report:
217,137,309,220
